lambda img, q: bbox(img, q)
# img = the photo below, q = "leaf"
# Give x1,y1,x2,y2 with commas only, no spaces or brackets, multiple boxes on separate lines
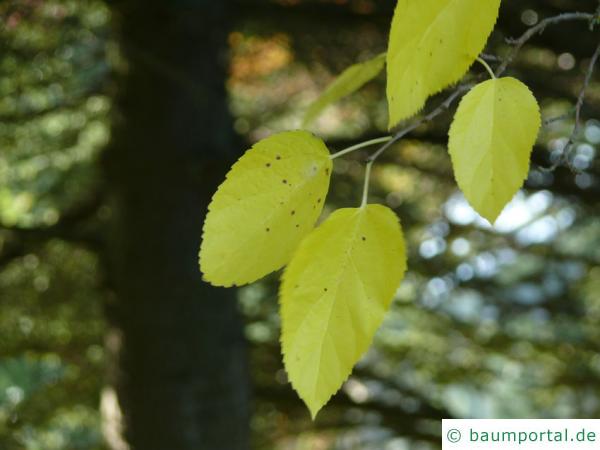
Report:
386,0,501,128
199,130,332,287
280,205,407,418
303,53,386,127
448,77,541,223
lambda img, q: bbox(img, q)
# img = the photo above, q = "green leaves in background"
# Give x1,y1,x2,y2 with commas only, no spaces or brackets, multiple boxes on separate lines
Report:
303,53,386,127
0,356,65,416
280,205,406,418
386,0,501,128
448,77,541,223
199,130,332,287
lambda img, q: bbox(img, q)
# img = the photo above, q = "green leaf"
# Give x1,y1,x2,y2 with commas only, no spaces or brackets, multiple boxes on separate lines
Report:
280,205,407,418
448,77,541,223
199,130,332,287
303,53,386,127
386,0,501,128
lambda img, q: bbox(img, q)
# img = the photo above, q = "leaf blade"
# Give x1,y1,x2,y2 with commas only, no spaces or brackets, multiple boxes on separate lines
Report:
280,205,407,418
200,130,332,287
448,77,541,223
303,53,386,127
386,0,501,128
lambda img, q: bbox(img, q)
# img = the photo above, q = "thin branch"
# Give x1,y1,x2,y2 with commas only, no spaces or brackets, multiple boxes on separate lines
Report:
540,38,600,172
480,53,501,62
367,9,600,167
367,83,473,164
495,12,597,77
543,109,575,126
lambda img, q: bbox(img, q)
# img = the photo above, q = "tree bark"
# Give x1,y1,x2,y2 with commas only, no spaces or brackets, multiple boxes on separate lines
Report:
101,1,250,449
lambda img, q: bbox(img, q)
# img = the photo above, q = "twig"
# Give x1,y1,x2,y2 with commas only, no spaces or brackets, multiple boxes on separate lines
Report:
495,12,596,77
540,39,600,172
480,53,501,62
367,9,600,167
543,110,575,126
366,84,473,163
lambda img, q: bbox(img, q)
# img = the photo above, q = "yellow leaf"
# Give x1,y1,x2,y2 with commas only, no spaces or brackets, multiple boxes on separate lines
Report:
303,53,386,127
386,0,501,128
448,77,541,223
200,131,332,287
280,205,407,418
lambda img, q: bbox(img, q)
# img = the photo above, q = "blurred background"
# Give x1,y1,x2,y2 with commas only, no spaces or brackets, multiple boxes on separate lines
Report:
1,0,599,449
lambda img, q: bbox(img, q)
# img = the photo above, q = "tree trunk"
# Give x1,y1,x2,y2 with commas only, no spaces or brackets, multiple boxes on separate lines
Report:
101,1,250,449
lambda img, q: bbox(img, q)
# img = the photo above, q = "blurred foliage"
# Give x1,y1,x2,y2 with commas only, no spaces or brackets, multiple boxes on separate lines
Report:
0,241,106,449
1,0,110,448
0,0,110,228
1,0,600,449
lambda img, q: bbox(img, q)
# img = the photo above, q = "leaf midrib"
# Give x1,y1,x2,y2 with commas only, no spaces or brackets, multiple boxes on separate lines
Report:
305,209,367,402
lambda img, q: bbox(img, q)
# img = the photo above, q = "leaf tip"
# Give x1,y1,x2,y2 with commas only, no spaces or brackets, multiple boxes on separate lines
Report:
308,403,322,421
479,205,503,226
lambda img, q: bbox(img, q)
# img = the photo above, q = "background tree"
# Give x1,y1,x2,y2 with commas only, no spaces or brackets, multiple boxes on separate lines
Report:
0,0,599,449
101,1,250,449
